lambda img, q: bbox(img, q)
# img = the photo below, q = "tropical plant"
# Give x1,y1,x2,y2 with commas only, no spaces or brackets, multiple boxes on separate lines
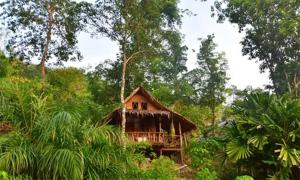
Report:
186,137,223,169
143,156,179,180
225,92,300,178
0,77,50,133
196,168,217,180
0,109,134,179
0,71,141,179
235,175,254,180
0,171,9,180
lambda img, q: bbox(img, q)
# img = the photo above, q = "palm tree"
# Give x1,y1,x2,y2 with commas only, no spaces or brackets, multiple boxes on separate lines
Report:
0,109,134,179
0,77,142,179
225,92,300,179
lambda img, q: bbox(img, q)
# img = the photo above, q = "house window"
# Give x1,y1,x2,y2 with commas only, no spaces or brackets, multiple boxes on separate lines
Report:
132,102,138,110
141,102,148,110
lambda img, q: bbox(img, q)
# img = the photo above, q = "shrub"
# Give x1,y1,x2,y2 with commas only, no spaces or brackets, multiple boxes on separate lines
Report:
143,156,179,180
235,175,254,180
196,168,217,180
0,171,9,180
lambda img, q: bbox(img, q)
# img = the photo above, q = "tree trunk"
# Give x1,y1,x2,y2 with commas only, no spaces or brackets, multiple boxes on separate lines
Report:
120,43,127,146
41,2,53,82
284,70,292,93
211,106,216,136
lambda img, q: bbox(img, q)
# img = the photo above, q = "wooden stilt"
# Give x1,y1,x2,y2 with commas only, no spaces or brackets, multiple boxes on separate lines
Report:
159,117,162,132
180,150,184,165
178,121,184,164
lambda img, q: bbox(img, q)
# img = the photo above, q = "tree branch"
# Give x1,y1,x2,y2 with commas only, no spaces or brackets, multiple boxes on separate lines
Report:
125,50,147,64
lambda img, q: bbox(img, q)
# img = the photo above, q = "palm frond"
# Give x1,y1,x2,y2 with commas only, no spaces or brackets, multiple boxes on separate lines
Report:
275,142,300,167
83,124,122,146
226,140,252,162
0,132,35,176
248,135,268,150
38,147,84,180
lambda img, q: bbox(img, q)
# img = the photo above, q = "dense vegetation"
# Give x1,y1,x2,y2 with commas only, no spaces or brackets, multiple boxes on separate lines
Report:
0,0,299,179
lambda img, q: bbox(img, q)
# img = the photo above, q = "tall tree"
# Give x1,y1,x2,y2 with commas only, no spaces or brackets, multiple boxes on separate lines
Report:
0,0,84,81
186,35,228,134
86,30,189,106
85,0,181,139
211,0,300,95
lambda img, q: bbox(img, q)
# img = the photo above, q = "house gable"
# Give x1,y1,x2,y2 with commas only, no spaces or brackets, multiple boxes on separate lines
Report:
125,92,160,111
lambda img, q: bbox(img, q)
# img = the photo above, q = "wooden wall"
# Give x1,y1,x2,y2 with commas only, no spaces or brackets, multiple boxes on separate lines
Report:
125,93,159,112
125,117,157,132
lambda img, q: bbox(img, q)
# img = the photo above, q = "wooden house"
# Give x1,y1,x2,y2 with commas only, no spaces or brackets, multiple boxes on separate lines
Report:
103,87,196,163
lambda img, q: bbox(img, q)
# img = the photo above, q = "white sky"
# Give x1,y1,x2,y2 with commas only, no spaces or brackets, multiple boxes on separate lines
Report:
67,0,270,90
1,0,270,90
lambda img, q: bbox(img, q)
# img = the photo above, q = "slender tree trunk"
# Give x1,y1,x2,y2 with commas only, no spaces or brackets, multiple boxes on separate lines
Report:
120,42,127,146
284,70,292,93
211,106,216,136
294,73,299,98
41,2,53,82
265,56,279,94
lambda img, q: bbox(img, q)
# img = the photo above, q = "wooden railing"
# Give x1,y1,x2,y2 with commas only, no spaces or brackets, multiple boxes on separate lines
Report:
163,135,181,148
127,132,164,144
126,132,181,148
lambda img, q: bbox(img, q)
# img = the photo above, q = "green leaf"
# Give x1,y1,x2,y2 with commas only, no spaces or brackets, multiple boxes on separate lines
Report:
226,140,252,162
248,135,268,150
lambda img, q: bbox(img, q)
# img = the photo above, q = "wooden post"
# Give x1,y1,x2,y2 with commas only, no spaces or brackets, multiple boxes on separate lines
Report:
178,121,184,164
178,121,182,146
159,117,162,132
159,117,162,143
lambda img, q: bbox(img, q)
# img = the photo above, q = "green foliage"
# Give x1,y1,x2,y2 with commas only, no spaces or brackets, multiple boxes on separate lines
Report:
0,171,9,180
0,76,51,132
0,0,84,64
226,139,252,162
47,67,91,113
0,132,35,176
212,0,300,95
186,34,228,133
0,109,133,179
133,141,151,150
0,52,10,78
186,34,228,106
186,137,223,169
225,92,300,178
0,61,144,179
2,1,299,179
143,156,179,180
0,53,40,79
195,168,217,180
235,175,254,180
47,68,89,97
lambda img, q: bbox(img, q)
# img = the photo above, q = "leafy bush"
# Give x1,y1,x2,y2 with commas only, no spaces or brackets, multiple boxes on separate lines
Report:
143,156,179,180
226,92,300,178
0,53,10,77
235,175,254,180
196,168,217,180
0,171,9,180
186,137,223,169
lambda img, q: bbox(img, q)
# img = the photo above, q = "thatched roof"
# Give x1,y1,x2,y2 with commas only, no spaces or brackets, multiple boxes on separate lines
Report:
103,86,196,133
